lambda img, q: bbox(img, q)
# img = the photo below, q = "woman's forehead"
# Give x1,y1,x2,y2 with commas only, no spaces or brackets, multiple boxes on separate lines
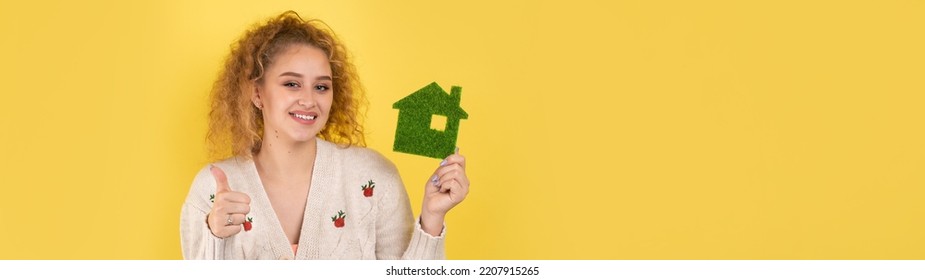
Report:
267,45,332,76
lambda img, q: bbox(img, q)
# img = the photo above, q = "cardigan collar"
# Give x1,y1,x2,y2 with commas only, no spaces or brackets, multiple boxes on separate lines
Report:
242,137,338,259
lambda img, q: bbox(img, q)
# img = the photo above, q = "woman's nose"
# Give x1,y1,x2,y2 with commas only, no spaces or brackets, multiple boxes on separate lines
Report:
298,94,316,108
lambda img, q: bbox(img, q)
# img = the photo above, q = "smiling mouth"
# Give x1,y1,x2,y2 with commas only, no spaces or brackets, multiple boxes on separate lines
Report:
290,112,316,120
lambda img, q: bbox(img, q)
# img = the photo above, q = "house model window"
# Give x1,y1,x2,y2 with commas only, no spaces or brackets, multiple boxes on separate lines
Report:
392,82,468,159
430,115,448,132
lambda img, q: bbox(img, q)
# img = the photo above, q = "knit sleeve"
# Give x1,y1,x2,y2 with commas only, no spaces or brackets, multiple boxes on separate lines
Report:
179,165,226,259
402,216,447,259
373,162,446,260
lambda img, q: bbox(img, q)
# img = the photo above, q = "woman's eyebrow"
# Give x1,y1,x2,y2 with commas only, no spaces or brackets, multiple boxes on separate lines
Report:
278,72,330,81
279,72,303,78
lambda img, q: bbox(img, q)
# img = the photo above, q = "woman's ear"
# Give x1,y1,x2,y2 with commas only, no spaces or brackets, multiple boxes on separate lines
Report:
252,85,263,110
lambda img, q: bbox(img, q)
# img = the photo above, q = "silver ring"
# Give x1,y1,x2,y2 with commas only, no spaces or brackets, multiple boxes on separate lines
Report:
226,215,233,226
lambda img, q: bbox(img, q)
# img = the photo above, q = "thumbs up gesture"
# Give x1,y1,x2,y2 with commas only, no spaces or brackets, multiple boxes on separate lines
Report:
207,165,252,238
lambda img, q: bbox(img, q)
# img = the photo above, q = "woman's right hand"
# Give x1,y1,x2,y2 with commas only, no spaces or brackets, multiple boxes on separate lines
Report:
207,165,252,238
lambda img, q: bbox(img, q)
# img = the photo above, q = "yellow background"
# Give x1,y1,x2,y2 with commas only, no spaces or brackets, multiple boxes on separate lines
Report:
1,0,923,259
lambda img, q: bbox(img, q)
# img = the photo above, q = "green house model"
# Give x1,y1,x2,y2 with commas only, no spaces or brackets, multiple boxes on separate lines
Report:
393,82,468,159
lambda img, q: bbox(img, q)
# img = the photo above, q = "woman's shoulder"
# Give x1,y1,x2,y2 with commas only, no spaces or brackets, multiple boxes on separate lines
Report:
321,139,398,174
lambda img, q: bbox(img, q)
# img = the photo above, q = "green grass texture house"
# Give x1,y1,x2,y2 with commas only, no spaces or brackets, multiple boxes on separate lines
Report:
392,82,468,159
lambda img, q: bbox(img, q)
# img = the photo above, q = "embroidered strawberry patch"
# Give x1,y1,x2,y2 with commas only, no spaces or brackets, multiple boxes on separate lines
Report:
243,217,254,231
361,180,376,197
331,210,346,228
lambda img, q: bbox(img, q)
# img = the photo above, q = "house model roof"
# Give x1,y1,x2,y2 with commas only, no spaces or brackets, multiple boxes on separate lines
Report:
393,82,468,119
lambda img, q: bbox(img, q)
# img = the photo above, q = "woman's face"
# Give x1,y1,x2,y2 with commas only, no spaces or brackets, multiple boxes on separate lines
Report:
255,44,334,144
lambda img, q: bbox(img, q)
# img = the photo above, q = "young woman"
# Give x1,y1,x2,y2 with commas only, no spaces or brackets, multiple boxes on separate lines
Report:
180,11,469,260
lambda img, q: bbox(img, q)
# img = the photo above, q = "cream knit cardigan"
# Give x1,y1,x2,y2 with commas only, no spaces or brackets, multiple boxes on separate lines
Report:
180,138,445,259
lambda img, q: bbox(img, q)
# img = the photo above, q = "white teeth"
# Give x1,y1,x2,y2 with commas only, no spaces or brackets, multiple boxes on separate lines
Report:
292,113,315,120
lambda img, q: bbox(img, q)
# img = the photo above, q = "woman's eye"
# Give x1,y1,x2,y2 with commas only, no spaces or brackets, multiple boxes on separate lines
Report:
284,82,301,88
315,85,330,91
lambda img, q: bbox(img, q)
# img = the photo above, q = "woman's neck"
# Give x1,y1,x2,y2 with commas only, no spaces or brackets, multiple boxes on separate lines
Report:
254,134,317,186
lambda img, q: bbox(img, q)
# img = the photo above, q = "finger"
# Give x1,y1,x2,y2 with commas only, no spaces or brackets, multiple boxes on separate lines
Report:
221,224,243,236
428,165,453,185
211,165,231,193
215,203,251,215
225,213,247,226
436,171,467,190
437,178,456,193
212,212,242,226
209,213,244,238
429,151,465,187
446,172,469,191
217,191,252,204
437,180,467,202
436,171,469,202
434,164,464,185
440,154,466,169
427,172,443,193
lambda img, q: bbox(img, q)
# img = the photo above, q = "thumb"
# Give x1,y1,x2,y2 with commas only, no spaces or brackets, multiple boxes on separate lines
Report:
210,165,231,193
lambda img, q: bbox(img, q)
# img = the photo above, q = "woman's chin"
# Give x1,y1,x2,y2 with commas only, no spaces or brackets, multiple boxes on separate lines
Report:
289,134,316,142
290,131,320,142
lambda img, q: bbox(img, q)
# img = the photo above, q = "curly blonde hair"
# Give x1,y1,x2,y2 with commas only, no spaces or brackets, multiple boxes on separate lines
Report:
207,11,366,160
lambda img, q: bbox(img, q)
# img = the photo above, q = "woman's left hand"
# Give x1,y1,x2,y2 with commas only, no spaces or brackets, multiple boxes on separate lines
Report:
420,147,469,235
